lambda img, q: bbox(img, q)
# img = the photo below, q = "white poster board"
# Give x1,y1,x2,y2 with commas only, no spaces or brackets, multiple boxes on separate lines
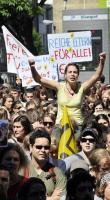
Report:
19,55,58,87
48,31,92,79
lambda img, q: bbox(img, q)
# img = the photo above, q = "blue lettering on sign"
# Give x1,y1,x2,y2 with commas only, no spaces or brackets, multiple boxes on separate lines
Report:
48,36,91,49
43,56,49,62
72,37,91,47
48,37,71,49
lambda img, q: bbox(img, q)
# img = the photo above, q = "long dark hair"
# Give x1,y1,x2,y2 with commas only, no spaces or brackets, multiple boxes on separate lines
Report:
13,115,32,135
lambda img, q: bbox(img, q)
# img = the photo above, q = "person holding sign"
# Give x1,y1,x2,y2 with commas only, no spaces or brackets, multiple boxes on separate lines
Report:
29,52,106,126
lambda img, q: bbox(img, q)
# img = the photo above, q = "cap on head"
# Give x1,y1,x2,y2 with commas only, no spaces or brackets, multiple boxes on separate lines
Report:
80,128,98,141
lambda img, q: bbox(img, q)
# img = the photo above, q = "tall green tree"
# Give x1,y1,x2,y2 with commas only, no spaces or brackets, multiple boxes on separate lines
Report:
0,0,47,54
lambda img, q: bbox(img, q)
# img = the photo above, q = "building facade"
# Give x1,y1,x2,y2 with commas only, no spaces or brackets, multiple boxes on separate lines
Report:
53,0,101,33
53,0,110,83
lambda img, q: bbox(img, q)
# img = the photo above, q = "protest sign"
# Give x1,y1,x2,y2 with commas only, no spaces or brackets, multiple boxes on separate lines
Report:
2,26,58,87
2,25,33,74
48,31,92,80
19,55,58,87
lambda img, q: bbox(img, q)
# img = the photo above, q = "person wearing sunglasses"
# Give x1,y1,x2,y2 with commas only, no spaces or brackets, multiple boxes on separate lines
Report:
43,113,55,135
27,129,67,200
78,128,97,167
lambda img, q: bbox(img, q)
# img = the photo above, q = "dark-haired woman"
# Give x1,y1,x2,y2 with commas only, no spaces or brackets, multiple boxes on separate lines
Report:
29,53,106,126
95,113,109,128
9,115,32,148
2,94,14,120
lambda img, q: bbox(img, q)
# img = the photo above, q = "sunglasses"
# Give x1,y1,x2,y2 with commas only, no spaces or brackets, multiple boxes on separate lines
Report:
43,122,53,127
81,138,95,143
34,145,50,150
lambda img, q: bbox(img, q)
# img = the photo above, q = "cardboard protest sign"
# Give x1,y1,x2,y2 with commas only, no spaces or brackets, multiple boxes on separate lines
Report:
48,31,92,80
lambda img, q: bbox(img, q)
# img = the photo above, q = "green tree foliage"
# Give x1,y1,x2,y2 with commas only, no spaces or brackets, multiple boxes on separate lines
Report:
0,0,47,54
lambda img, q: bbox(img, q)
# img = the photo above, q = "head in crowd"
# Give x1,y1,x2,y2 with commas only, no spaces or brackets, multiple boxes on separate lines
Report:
89,148,110,179
2,84,11,95
81,117,104,148
93,100,104,115
13,100,23,113
26,108,39,124
39,87,48,101
70,159,89,174
29,130,51,164
95,74,105,89
64,63,79,87
25,99,40,110
13,115,32,143
66,168,95,200
18,177,46,200
2,94,14,112
82,116,102,134
99,172,110,200
25,89,34,102
88,101,95,112
0,107,8,120
64,62,79,76
46,103,58,116
81,98,94,119
0,143,28,175
102,89,110,103
95,113,109,128
43,112,55,135
10,87,21,101
0,164,10,197
79,127,97,156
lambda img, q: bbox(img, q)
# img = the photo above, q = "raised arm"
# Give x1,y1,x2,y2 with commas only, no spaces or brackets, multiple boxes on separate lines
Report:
29,59,60,91
82,52,106,92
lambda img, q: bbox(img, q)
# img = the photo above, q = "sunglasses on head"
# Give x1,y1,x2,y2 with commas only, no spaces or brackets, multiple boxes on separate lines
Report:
34,145,50,150
81,138,95,143
43,122,53,127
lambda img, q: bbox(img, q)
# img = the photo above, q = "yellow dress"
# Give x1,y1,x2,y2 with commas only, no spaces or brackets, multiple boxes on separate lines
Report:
56,82,84,125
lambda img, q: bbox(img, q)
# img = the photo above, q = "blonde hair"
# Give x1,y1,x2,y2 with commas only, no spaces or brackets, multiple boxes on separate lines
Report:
90,148,110,168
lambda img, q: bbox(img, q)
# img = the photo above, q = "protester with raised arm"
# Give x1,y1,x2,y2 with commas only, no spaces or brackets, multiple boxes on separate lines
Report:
29,53,106,126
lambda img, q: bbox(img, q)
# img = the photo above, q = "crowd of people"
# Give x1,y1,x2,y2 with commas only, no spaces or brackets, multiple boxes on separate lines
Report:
0,52,110,200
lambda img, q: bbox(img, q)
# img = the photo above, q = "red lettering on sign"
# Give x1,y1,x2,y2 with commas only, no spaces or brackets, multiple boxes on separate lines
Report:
59,64,66,74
